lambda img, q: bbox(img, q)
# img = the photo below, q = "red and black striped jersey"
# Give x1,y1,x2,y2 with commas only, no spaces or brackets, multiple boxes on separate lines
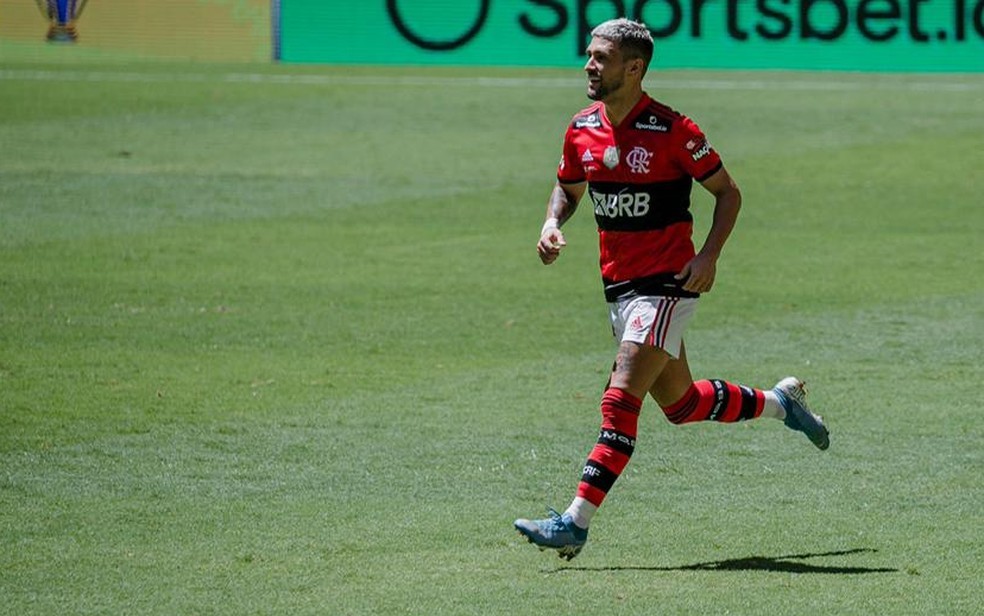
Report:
557,93,723,299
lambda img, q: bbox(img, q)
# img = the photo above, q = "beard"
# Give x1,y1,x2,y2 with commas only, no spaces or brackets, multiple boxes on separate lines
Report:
587,73,623,101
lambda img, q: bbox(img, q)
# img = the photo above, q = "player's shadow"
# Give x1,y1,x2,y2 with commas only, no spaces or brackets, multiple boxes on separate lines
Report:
557,548,898,575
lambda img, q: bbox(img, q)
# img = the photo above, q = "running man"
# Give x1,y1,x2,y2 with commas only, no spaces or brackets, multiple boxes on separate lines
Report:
514,18,829,561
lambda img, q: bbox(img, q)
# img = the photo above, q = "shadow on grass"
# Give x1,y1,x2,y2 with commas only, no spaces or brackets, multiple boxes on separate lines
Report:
556,548,898,575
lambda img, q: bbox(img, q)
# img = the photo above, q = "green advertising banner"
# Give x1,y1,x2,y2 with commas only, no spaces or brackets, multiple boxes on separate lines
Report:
277,1,984,71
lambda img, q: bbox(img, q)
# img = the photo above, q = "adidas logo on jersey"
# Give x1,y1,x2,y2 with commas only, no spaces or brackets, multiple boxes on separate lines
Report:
581,149,594,163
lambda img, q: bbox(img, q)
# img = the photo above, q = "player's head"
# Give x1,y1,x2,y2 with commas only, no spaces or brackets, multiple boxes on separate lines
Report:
584,19,654,101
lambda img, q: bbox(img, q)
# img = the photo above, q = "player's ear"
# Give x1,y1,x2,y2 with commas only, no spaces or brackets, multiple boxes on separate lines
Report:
627,57,644,78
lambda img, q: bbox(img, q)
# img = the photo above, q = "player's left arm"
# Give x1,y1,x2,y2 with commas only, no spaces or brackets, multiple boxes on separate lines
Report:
675,166,742,293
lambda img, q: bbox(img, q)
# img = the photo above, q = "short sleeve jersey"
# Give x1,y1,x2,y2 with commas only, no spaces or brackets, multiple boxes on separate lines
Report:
557,93,722,294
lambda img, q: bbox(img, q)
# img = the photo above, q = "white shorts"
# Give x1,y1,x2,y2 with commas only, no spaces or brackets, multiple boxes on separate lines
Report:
608,296,698,359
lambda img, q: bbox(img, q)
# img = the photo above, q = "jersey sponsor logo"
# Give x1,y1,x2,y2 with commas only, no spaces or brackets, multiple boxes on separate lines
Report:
625,146,653,174
686,138,713,162
592,178,694,232
591,186,651,219
574,112,602,129
634,115,671,132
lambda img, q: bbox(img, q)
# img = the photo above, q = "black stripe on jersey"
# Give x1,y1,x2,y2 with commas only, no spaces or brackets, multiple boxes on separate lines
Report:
695,161,724,183
603,273,700,302
558,173,587,184
589,177,693,232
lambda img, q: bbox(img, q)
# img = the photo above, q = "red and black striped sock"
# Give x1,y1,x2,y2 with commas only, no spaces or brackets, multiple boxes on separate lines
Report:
660,379,765,424
576,388,642,508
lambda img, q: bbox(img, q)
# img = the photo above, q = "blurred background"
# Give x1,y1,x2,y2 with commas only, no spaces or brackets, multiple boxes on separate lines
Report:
2,0,982,70
1,0,270,62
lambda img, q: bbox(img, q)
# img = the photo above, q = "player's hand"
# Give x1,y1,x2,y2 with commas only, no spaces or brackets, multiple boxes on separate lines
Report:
675,252,717,293
536,228,567,265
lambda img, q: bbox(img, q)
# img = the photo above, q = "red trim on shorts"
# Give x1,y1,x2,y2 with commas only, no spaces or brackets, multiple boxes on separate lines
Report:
646,297,679,349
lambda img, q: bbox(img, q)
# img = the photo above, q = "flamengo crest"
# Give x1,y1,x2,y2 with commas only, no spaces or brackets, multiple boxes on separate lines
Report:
626,147,653,174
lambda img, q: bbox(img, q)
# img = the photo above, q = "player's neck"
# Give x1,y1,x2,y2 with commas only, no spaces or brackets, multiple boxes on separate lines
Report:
601,88,644,127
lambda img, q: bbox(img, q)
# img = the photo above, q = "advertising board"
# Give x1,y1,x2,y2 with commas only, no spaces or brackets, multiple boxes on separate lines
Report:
278,1,984,71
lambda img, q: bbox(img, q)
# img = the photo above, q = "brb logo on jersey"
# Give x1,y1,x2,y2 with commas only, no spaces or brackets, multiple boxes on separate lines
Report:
591,187,651,219
625,147,653,174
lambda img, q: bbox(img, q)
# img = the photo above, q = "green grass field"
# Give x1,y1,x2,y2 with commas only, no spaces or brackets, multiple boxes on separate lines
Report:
1,56,982,615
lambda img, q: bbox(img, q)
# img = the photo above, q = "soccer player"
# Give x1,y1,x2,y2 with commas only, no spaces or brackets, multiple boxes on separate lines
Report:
514,18,830,561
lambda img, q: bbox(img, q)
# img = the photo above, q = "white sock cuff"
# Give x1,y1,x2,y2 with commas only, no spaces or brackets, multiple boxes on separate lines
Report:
762,390,786,420
565,497,598,529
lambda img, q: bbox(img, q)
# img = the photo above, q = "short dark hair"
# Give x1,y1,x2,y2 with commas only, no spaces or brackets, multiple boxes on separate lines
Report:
591,18,654,72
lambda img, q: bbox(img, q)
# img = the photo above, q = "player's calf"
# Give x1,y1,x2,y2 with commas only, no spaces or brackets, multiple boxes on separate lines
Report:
660,379,764,424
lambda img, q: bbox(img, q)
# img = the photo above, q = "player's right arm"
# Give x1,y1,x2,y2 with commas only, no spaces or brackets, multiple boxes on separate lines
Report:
537,180,586,265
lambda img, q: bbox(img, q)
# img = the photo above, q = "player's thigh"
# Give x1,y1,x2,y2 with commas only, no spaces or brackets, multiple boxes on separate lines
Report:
609,340,672,399
649,340,695,407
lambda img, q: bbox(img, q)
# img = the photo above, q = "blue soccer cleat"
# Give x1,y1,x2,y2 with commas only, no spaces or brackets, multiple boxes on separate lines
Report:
514,509,588,561
773,377,830,450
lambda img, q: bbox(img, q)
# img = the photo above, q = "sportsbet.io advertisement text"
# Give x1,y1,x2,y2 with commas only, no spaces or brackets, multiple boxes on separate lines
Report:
275,0,984,71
